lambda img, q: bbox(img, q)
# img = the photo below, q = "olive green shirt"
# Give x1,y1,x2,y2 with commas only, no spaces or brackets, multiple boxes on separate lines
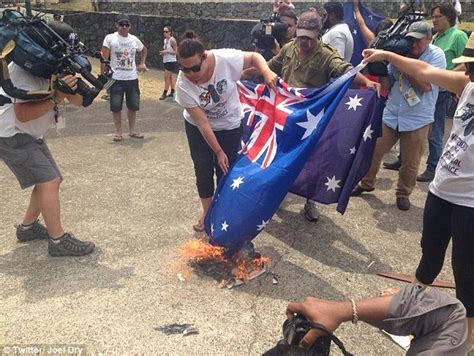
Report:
432,27,468,70
268,39,352,88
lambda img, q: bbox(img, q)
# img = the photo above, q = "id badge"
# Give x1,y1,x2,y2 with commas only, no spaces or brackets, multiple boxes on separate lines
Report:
56,114,66,130
404,88,421,107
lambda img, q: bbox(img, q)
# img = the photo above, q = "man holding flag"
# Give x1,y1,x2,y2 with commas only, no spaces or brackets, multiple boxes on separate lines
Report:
266,9,381,222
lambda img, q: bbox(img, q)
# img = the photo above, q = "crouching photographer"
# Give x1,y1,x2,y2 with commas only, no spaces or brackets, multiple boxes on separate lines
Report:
0,20,95,257
265,284,468,355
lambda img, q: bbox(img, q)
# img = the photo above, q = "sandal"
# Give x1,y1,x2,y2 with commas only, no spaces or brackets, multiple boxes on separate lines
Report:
129,132,144,139
113,134,123,142
192,220,205,232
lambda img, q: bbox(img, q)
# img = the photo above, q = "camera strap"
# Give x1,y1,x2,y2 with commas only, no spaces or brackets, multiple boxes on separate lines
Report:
305,321,353,356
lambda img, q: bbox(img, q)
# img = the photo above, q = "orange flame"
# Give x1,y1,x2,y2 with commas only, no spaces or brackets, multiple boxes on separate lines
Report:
177,239,270,284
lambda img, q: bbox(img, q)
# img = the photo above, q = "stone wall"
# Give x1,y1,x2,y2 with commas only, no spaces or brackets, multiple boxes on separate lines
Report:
97,1,474,22
63,12,257,69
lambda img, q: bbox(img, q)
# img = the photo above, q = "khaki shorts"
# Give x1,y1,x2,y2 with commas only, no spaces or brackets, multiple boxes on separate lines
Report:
0,133,62,189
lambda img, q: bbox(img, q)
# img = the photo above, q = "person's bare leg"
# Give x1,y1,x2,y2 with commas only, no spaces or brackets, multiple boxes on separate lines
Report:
113,112,122,137
170,72,176,91
35,178,64,239
22,186,41,225
128,109,137,135
198,197,212,227
164,71,170,91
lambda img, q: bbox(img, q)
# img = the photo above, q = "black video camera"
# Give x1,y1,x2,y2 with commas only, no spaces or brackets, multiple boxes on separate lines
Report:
263,314,352,356
0,9,114,107
368,1,426,76
251,12,288,60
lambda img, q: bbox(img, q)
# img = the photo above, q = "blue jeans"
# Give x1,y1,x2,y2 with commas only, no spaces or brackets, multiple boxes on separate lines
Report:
426,91,451,173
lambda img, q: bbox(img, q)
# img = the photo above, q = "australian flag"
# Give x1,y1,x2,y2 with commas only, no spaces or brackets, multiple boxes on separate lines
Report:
204,67,369,253
343,0,384,66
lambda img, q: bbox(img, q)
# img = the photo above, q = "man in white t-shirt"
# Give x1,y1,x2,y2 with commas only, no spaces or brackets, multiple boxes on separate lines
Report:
321,1,354,62
0,21,95,257
101,13,148,142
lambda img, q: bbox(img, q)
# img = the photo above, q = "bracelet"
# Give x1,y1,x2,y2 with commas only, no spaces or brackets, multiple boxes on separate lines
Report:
350,298,358,324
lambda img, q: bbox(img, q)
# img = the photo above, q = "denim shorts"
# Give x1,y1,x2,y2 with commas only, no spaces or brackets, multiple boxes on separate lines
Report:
109,79,140,112
163,62,177,72
0,134,62,189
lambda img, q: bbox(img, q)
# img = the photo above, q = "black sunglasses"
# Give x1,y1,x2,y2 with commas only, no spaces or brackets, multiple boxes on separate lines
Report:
118,22,130,27
180,55,205,73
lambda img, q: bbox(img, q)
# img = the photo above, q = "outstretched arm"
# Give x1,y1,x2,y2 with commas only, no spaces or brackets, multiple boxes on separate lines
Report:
353,0,375,45
362,49,469,96
243,52,278,90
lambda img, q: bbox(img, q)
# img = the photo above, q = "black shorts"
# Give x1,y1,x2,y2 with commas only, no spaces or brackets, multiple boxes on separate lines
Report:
163,62,177,72
109,79,140,113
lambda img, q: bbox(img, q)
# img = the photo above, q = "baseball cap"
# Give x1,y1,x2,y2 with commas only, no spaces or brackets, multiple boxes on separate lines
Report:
116,14,130,23
405,21,432,39
296,10,321,39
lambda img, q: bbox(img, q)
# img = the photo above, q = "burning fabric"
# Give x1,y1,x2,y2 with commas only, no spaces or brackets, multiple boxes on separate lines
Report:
177,239,270,287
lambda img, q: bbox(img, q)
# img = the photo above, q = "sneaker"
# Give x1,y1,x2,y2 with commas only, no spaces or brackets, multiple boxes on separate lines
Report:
16,220,50,242
417,170,435,182
101,94,110,100
48,232,95,257
396,197,411,211
383,160,401,171
303,200,320,222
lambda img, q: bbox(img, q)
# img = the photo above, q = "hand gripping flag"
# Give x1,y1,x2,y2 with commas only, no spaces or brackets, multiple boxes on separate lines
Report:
204,66,363,253
343,1,384,67
291,88,385,214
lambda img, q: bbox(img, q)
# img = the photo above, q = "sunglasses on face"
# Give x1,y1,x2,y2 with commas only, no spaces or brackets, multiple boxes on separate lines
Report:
180,55,205,73
119,22,130,27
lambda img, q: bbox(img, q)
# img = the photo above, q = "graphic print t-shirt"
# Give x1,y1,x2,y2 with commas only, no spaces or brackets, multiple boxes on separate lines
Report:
430,82,474,207
175,49,244,131
103,32,144,81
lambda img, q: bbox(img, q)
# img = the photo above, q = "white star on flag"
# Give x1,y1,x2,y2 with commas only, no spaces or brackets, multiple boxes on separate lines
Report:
369,15,374,20
231,176,244,190
353,29,358,35
363,125,374,142
350,146,357,155
345,94,363,111
221,221,229,232
257,219,269,231
211,224,214,234
297,109,325,140
325,176,341,192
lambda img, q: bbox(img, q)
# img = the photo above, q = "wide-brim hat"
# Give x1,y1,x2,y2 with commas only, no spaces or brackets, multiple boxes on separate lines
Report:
452,32,474,64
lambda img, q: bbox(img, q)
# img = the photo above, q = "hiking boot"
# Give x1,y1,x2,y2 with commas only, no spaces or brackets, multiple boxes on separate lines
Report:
383,160,401,171
48,233,95,257
304,200,320,222
16,220,50,242
350,185,375,197
417,170,435,182
396,197,411,211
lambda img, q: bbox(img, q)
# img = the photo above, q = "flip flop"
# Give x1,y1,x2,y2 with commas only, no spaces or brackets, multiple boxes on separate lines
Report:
113,134,123,142
129,132,144,139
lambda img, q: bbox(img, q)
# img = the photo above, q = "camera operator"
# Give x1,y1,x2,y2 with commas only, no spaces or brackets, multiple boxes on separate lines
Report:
271,4,298,57
0,21,95,257
351,22,446,211
275,283,467,354
259,9,381,222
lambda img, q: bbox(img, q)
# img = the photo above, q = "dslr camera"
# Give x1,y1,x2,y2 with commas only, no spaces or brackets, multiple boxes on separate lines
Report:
0,9,114,107
368,0,426,76
264,314,352,356
251,12,288,60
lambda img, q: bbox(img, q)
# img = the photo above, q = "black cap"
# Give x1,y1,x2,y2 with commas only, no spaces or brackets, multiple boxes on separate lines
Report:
116,14,130,23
